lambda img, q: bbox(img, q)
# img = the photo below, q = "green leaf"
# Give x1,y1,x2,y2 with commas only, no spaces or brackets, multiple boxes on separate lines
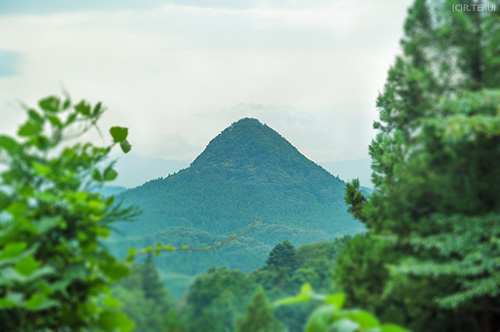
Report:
32,162,51,176
36,216,65,233
15,255,41,277
110,127,128,142
119,140,131,153
18,121,36,137
28,109,44,124
24,293,59,311
336,310,380,329
38,96,60,113
0,190,11,211
74,100,91,116
97,310,135,331
330,318,359,332
47,115,63,129
127,248,137,257
103,167,118,181
0,242,27,260
380,324,410,332
93,101,103,115
102,262,129,281
65,112,78,125
92,168,102,182
0,135,19,154
324,293,346,313
0,292,24,309
304,306,336,332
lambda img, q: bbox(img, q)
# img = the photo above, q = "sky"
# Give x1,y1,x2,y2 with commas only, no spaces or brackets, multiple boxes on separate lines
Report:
0,0,413,163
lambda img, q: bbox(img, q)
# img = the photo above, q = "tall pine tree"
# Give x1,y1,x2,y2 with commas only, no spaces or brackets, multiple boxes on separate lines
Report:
337,1,500,331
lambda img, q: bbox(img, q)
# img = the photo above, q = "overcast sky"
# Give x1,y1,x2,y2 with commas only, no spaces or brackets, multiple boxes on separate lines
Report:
0,0,413,163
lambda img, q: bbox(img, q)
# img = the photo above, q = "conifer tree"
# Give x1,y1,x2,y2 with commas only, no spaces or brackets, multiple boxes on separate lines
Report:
235,287,283,332
266,240,297,273
337,1,500,331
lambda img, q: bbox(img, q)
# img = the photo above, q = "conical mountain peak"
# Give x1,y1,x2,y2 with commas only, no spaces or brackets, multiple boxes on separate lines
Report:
190,118,307,172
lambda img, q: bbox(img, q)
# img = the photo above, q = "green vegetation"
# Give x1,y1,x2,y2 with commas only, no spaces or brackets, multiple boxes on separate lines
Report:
2,1,499,331
335,1,500,331
108,117,364,296
0,94,138,330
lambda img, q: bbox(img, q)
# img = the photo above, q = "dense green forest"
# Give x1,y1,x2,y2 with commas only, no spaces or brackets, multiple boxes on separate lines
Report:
1,0,499,331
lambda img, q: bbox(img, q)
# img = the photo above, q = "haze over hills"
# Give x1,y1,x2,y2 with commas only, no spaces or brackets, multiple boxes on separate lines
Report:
108,118,365,295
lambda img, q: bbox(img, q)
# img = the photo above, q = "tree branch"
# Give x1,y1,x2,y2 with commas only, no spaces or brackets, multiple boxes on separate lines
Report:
132,222,259,258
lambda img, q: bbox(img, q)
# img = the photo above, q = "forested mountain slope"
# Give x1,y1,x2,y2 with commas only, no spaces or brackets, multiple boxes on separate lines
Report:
109,118,364,276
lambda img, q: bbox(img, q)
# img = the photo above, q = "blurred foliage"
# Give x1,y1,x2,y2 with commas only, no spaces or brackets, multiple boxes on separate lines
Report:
113,253,177,332
0,94,138,330
337,0,500,331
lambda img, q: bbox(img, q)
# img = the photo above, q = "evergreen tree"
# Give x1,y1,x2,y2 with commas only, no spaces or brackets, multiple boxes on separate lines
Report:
235,287,283,332
337,1,500,331
142,252,169,305
266,240,297,273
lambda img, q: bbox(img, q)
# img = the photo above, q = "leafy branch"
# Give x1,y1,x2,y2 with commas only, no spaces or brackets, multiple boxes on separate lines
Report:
126,222,259,261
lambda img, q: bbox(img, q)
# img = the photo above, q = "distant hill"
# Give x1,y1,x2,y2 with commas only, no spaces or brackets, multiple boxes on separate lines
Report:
108,118,365,290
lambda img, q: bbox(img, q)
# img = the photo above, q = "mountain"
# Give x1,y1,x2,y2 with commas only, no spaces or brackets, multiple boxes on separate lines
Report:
108,118,364,294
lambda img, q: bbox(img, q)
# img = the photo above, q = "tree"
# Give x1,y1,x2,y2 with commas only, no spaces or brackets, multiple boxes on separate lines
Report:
113,257,175,332
266,240,297,273
0,94,138,330
337,1,500,331
235,287,283,332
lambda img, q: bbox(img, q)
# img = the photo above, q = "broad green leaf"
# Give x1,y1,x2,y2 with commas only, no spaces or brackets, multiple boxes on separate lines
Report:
0,190,11,210
127,248,137,257
28,109,44,123
0,292,24,308
74,100,91,116
97,310,135,331
337,310,380,329
120,140,131,153
304,306,336,332
18,121,36,137
0,135,19,154
103,167,118,181
103,295,122,309
32,162,51,176
36,216,65,233
0,242,27,260
110,127,128,142
324,293,346,313
47,115,63,129
92,168,102,182
101,262,129,281
330,318,359,332
15,255,41,277
380,324,410,332
0,267,27,286
39,96,60,113
274,293,311,306
24,293,59,311
301,283,313,295
65,112,78,125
